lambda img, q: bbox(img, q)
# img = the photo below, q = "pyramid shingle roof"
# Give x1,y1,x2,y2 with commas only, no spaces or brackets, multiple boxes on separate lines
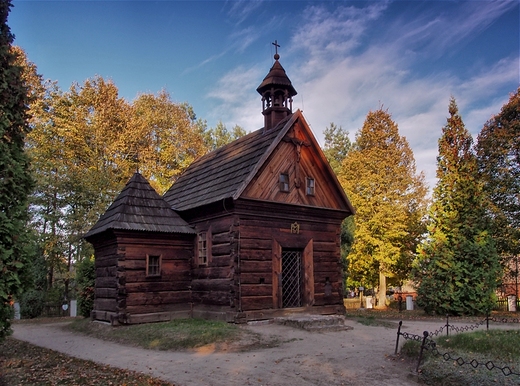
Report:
85,173,195,240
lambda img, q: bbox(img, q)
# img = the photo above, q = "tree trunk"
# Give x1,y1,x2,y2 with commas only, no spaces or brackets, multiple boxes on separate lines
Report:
377,271,387,309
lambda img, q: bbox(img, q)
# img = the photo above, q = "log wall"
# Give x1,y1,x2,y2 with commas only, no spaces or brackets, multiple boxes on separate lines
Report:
235,199,346,313
90,230,194,324
90,234,122,323
189,215,238,312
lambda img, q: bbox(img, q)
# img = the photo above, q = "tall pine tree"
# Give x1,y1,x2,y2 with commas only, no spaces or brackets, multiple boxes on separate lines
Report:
0,0,33,339
415,98,500,315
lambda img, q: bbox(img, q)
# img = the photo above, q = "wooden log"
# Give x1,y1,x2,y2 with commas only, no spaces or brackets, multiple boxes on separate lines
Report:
212,243,231,256
124,270,191,283
240,284,272,297
191,278,232,292
94,298,118,312
313,261,342,272
313,293,343,306
240,260,271,273
192,291,231,306
95,277,118,288
239,238,272,250
125,281,191,293
239,249,271,261
125,303,191,316
209,255,232,267
94,288,118,299
125,310,192,324
240,273,273,285
313,241,338,253
240,295,273,311
212,232,231,245
126,291,191,306
95,267,117,278
191,266,231,280
95,256,119,268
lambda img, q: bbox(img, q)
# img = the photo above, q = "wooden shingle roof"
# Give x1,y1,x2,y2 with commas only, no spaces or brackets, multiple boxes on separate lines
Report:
163,113,298,211
85,172,195,240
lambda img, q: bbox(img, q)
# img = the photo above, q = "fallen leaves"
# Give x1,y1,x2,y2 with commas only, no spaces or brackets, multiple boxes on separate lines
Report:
0,338,173,385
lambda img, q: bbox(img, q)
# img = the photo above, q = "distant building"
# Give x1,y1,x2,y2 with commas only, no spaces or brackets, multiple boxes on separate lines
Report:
85,50,355,325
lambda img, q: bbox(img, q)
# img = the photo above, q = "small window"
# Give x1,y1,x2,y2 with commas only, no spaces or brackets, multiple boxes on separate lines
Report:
147,254,161,277
306,177,316,196
198,232,208,266
279,173,289,192
306,177,315,196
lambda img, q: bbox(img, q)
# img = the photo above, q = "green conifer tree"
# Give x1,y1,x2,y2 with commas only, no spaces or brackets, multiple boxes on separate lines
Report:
414,98,500,315
0,0,33,339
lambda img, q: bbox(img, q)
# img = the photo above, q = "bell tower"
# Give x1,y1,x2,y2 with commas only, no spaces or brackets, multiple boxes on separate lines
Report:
256,41,297,131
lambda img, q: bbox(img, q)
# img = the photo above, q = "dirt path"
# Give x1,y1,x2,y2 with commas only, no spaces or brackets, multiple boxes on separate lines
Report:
11,318,499,386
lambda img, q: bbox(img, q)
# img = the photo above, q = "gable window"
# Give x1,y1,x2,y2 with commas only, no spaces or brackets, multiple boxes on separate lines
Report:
198,232,208,266
147,254,161,277
306,177,315,196
279,173,289,192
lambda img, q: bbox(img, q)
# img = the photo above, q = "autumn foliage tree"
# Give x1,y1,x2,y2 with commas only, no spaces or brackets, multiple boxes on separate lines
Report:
24,74,210,304
476,89,520,287
0,0,34,339
414,98,500,315
339,109,427,307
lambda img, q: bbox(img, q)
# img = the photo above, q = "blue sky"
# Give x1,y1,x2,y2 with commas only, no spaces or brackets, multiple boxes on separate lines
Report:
9,0,519,190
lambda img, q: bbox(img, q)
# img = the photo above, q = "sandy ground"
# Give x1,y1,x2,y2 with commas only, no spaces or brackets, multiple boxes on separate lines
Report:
11,318,510,386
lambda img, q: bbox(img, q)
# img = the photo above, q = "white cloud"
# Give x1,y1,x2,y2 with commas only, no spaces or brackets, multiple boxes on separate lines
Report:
208,1,518,193
206,65,264,130
226,0,265,25
386,1,517,59
290,2,388,68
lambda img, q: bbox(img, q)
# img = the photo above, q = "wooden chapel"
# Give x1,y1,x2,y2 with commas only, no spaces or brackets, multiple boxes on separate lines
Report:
85,48,355,325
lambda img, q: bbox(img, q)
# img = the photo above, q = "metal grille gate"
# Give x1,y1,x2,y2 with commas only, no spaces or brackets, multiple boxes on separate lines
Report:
281,249,302,308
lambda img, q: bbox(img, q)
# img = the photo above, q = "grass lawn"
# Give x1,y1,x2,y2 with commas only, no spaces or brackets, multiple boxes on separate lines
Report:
66,317,279,352
401,329,520,386
67,317,246,350
1,317,268,386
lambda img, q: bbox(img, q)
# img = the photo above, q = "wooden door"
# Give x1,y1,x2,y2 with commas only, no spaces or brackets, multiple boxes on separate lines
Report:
281,248,303,308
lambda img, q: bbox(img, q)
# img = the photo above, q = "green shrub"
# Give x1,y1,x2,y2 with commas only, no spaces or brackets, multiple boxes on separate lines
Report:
20,289,45,319
76,257,95,318
0,302,14,340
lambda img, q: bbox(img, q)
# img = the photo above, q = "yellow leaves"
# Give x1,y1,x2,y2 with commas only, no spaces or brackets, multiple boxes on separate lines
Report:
339,108,428,286
27,76,209,245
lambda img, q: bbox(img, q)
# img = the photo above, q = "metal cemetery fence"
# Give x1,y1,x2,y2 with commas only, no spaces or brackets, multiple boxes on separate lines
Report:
395,315,520,377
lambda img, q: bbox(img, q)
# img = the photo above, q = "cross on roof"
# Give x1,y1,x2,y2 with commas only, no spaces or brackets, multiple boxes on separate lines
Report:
272,40,280,56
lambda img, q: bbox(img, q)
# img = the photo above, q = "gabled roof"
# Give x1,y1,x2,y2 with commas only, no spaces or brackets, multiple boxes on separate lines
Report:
163,113,297,211
85,173,195,240
163,111,355,215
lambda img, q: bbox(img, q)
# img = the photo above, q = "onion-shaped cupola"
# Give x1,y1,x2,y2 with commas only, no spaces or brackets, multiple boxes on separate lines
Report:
256,41,297,131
